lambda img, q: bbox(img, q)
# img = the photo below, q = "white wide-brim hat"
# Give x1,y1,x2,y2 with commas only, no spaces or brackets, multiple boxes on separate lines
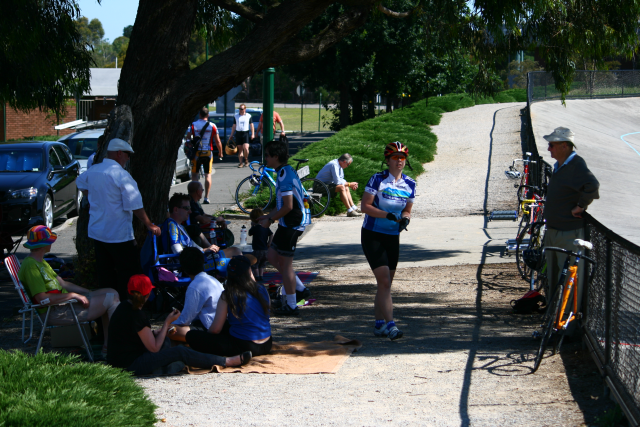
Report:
107,138,135,153
543,127,575,146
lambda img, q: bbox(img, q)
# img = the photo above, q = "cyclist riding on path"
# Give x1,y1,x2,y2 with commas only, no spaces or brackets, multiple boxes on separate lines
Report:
360,142,415,340
258,139,311,316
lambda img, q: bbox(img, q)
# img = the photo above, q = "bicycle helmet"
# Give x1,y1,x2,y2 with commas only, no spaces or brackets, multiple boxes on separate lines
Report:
384,141,409,158
522,248,543,270
505,170,522,180
382,141,413,171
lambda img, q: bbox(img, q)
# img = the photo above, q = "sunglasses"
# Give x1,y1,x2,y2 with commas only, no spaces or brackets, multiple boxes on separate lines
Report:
389,155,406,161
239,108,246,111
178,206,191,211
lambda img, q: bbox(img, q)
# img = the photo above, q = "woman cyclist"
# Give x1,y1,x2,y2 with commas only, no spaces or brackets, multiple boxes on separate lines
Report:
360,142,416,340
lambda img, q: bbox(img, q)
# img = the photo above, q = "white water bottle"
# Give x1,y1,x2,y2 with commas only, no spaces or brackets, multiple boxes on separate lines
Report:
240,225,247,246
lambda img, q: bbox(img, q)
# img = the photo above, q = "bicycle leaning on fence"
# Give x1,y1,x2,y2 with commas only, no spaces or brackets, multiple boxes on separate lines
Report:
235,158,331,217
531,239,597,373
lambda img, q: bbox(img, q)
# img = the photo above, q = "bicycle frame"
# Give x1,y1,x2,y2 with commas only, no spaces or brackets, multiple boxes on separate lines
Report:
248,161,277,193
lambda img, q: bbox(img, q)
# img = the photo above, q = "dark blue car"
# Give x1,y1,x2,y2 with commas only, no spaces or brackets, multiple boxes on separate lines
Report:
0,141,81,233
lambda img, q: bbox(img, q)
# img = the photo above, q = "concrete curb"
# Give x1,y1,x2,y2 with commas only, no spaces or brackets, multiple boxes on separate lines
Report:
53,217,77,233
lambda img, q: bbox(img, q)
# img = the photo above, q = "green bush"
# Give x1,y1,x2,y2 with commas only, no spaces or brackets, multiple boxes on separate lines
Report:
499,88,527,102
0,350,157,426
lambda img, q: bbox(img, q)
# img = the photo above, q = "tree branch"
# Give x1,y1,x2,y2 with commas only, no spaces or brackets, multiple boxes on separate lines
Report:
271,6,371,64
377,2,417,18
211,0,264,23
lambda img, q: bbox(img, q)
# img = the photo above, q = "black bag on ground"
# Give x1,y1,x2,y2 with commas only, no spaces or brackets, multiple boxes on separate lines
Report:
510,290,547,314
249,137,262,157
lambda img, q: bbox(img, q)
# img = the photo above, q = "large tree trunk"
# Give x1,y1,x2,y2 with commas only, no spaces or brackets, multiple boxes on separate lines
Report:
339,83,350,129
350,89,364,124
75,0,374,256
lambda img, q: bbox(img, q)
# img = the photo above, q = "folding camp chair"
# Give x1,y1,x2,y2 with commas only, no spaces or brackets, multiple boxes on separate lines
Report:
4,254,94,362
140,229,230,313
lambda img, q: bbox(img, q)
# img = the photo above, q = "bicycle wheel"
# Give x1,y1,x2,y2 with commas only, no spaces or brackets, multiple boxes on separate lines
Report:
532,286,562,373
235,175,273,214
301,178,330,217
516,222,545,281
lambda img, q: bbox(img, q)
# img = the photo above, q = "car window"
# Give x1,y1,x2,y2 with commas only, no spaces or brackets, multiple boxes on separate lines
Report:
0,149,42,172
62,137,98,159
54,146,71,166
209,116,235,128
49,148,62,167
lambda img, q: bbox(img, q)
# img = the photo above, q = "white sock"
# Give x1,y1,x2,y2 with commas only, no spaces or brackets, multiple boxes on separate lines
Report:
351,205,358,210
286,293,297,309
295,275,306,292
347,206,355,213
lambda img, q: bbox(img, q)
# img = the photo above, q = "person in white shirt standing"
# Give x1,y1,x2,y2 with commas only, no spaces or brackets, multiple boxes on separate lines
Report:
76,138,161,300
190,107,223,204
228,104,255,168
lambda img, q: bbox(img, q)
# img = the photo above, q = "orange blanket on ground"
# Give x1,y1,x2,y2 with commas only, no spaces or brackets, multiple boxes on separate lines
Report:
186,335,362,375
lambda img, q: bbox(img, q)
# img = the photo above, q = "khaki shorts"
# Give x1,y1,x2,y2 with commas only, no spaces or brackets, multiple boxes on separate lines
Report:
42,293,93,325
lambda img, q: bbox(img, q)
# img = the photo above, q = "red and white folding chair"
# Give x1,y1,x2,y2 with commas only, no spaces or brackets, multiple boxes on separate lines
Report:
4,254,94,362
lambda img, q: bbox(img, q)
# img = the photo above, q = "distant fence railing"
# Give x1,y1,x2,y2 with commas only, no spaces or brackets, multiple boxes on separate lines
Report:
524,71,640,425
527,70,640,105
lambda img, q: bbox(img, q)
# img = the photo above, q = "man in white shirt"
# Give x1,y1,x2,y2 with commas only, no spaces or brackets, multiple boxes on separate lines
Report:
190,107,222,204
228,104,254,168
316,153,361,217
76,138,161,300
169,247,224,342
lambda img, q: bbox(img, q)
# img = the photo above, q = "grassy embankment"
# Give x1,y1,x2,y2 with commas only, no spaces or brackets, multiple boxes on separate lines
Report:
294,89,526,215
0,350,157,426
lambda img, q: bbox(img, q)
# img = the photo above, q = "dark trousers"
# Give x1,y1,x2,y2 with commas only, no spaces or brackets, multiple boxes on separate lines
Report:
94,239,143,301
127,338,225,376
186,326,272,357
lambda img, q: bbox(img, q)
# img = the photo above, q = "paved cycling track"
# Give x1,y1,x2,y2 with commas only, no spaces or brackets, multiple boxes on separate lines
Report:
530,98,640,246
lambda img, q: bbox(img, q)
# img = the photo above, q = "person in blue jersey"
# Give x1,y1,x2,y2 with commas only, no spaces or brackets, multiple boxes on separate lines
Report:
360,142,415,340
258,139,311,316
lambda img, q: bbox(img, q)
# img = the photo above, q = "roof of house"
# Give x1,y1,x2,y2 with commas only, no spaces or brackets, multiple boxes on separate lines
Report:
88,68,121,97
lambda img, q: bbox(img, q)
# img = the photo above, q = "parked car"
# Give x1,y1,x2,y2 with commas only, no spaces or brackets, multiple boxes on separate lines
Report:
0,141,81,232
59,129,190,183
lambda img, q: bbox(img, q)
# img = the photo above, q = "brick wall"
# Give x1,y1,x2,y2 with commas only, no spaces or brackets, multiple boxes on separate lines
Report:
1,102,78,141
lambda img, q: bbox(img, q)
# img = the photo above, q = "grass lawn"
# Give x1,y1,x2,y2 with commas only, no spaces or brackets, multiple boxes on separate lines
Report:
0,350,157,426
276,106,334,132
294,89,526,215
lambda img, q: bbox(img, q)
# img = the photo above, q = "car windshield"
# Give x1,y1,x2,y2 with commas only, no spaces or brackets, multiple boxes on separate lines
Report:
62,137,98,160
209,116,234,128
0,149,42,172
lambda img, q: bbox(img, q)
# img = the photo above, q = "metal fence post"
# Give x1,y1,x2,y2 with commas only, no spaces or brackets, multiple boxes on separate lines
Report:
605,239,612,366
318,92,321,132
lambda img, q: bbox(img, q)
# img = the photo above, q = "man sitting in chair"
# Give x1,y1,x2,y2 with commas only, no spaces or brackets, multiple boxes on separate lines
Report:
161,193,242,258
18,225,120,356
169,247,224,342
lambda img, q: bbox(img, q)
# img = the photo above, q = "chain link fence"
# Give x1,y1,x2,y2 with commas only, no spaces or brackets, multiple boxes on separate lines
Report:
528,70,640,104
523,70,640,424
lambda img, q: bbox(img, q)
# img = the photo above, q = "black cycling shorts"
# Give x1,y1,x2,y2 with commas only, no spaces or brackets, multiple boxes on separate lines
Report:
361,227,400,271
236,131,250,146
271,225,303,258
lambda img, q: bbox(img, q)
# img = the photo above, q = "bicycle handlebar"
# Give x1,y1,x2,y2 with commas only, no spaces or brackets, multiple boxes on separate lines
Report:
543,246,596,265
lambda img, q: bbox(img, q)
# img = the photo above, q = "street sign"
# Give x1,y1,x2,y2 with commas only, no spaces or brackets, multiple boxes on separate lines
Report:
296,85,305,96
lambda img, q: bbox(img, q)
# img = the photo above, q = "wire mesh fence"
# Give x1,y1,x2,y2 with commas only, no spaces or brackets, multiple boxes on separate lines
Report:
528,70,640,104
523,70,640,424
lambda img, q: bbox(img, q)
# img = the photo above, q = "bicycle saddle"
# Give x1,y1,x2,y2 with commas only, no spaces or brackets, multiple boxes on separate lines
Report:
292,158,309,163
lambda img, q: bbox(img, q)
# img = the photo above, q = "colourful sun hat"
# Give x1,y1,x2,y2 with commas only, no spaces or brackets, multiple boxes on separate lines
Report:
23,225,57,249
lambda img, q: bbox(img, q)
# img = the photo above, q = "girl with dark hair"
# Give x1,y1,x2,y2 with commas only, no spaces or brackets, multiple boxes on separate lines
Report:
186,256,272,356
107,274,251,375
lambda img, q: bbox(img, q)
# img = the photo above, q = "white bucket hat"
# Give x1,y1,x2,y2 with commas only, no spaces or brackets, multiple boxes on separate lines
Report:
107,138,135,153
543,127,575,147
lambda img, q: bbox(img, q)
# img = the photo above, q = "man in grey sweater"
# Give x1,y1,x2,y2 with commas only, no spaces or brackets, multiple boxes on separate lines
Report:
543,127,599,310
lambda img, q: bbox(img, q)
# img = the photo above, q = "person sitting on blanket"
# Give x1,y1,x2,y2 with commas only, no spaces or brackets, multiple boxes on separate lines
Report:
186,255,273,357
161,193,242,258
106,274,251,376
168,248,225,342
18,225,120,357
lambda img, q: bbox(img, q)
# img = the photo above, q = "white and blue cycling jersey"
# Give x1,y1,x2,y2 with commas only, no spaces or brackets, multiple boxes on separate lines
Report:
362,170,416,235
275,164,310,231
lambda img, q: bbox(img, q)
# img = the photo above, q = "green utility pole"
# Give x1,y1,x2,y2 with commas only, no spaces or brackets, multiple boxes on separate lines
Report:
262,67,275,163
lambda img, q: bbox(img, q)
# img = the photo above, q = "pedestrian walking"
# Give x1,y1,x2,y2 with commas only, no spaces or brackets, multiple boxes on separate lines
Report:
229,104,254,168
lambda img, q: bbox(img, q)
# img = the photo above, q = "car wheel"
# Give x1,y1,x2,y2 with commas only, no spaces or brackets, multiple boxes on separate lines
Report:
43,194,53,229
69,189,82,217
